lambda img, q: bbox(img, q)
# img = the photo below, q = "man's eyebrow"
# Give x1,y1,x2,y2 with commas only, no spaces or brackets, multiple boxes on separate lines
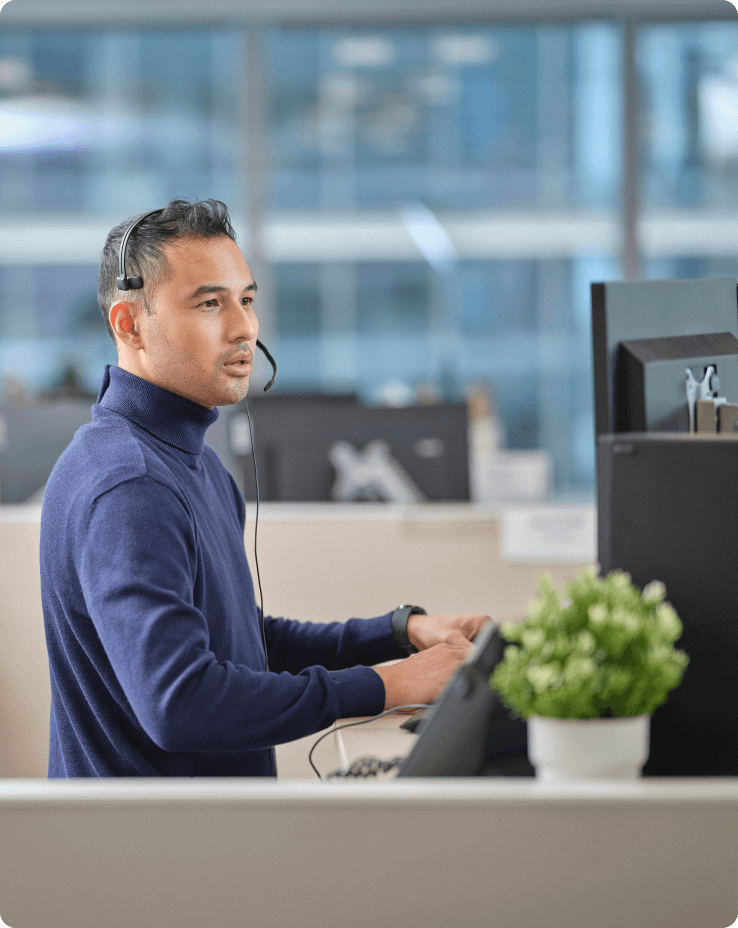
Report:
188,281,257,300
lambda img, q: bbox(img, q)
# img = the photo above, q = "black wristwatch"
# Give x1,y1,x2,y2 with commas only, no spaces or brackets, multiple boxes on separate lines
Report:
391,604,427,658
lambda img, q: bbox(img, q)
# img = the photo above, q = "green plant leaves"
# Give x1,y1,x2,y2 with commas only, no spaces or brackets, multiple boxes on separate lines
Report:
490,568,690,720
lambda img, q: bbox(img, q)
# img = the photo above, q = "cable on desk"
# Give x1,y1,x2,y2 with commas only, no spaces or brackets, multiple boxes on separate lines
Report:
308,705,430,780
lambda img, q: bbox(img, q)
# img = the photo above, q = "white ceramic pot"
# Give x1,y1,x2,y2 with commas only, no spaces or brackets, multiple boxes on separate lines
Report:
528,715,650,781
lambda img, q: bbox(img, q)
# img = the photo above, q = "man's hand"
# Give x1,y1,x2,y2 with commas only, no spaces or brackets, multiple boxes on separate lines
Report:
373,642,471,710
406,613,492,651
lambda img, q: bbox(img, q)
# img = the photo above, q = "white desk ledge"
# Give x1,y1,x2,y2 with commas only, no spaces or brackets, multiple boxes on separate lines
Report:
2,776,737,928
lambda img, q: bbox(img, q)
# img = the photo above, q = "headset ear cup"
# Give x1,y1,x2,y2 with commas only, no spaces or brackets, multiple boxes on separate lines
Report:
117,208,164,292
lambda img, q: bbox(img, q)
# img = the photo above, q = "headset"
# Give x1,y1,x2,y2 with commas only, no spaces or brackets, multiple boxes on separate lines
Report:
115,208,277,390
116,206,277,773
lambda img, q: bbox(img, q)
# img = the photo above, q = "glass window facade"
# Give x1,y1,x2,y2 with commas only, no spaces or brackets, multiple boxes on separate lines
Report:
5,13,735,502
266,24,621,210
637,22,738,369
0,28,244,398
0,262,109,395
264,22,622,496
0,30,242,215
638,22,738,208
269,251,615,492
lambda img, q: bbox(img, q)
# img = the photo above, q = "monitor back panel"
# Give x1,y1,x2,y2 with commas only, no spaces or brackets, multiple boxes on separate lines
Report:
592,278,738,436
240,399,469,502
598,432,738,775
0,401,94,503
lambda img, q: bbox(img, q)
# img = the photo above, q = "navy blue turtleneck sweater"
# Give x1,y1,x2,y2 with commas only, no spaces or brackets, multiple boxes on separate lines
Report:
40,364,401,777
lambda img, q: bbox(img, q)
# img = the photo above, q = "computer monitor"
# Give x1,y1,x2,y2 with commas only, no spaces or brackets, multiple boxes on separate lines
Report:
233,395,470,502
593,278,738,775
0,401,93,504
615,332,738,432
591,278,738,436
397,621,530,777
598,432,738,775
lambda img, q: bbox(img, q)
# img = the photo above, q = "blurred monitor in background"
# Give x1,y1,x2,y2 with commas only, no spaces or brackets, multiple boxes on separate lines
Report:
229,393,470,503
0,400,93,504
0,365,97,504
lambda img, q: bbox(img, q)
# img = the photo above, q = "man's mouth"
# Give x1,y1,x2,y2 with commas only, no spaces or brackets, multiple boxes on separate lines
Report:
224,356,252,375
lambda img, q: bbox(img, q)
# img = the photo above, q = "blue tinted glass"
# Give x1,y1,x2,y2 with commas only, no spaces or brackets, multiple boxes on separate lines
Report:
356,262,431,334
0,264,111,394
265,23,621,210
0,30,243,214
268,252,612,496
0,28,244,425
0,20,622,502
273,263,322,336
644,257,738,280
459,261,537,335
639,22,738,207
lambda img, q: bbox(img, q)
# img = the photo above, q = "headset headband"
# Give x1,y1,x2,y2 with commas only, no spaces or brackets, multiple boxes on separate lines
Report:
113,207,276,391
116,209,165,291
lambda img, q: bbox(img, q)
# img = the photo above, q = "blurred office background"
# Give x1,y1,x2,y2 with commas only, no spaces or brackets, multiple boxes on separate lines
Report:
0,0,736,502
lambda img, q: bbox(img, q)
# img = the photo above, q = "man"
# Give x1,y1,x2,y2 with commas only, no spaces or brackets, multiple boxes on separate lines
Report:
40,198,490,777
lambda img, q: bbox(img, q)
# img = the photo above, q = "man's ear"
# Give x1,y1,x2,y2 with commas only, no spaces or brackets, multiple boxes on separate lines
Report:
109,300,142,347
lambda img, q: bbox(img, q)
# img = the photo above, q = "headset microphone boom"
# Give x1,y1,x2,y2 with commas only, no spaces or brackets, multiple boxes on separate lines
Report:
115,207,277,391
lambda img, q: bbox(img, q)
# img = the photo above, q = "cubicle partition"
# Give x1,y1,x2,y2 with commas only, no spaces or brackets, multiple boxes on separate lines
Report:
1,778,737,928
2,501,737,928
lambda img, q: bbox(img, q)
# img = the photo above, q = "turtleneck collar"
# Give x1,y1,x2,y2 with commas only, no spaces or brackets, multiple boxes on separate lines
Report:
96,364,219,455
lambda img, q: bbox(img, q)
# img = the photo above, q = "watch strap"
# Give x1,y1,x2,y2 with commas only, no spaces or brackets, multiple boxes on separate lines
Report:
391,604,427,657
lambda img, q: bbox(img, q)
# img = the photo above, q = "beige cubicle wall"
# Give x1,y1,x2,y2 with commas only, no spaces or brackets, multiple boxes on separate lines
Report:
0,502,594,779
3,777,738,928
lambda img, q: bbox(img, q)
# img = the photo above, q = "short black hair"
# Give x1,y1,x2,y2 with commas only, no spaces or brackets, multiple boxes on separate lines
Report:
97,197,237,342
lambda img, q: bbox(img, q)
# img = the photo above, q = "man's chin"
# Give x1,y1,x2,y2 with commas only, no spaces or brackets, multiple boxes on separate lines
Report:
215,379,251,407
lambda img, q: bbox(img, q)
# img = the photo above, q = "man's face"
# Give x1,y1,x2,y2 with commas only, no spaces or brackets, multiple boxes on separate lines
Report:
125,234,259,409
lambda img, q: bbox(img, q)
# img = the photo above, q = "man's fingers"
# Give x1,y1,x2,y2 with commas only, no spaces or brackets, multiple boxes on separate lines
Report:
376,639,472,709
444,631,474,650
407,613,493,651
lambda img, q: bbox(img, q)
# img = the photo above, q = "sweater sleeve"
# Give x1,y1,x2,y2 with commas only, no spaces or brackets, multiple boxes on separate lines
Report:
263,612,404,675
77,476,387,753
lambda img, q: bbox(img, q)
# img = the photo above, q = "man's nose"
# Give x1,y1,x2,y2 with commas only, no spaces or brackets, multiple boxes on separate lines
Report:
229,302,258,341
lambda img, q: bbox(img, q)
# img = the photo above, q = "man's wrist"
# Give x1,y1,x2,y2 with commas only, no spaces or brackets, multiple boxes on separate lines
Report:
391,605,426,657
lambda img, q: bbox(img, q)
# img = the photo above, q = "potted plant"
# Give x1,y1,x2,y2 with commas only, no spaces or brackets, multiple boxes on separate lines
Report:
489,566,689,781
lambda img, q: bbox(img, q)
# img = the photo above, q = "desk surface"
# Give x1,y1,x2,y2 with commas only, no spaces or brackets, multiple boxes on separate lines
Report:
0,499,595,524
4,775,738,805
315,710,418,778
